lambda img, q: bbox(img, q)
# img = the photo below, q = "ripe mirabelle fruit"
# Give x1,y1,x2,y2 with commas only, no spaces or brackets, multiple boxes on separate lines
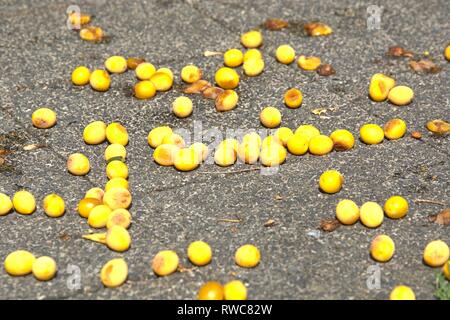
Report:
235,244,260,268
43,194,65,218
276,45,295,64
240,30,263,48
423,240,449,267
71,66,90,86
284,88,303,109
32,256,57,281
335,199,359,225
152,250,179,276
360,124,384,145
147,126,172,148
187,241,212,266
224,280,247,300
309,135,333,155
384,119,407,140
389,285,416,300
260,107,281,128
198,281,224,300
330,129,355,151
83,120,107,145
100,258,128,288
4,250,36,276
384,196,408,219
215,67,239,89
89,69,111,92
360,202,384,228
369,73,395,102
370,235,395,262
31,108,57,129
12,190,36,215
319,170,343,194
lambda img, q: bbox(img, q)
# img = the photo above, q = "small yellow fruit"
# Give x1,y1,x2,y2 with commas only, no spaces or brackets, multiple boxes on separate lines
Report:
106,225,131,252
319,170,343,194
336,199,359,225
67,153,90,176
330,129,355,151
135,62,156,80
198,282,224,300
134,80,156,99
295,125,320,141
100,258,128,288
31,108,57,129
153,144,180,166
148,126,173,148
12,190,36,215
384,196,408,219
150,72,173,91
388,85,414,106
105,56,127,74
276,44,295,64
105,144,127,162
106,122,128,146
79,26,103,41
172,96,193,118
106,160,129,180
224,280,247,300
260,107,281,128
68,12,91,26
173,148,200,172
83,120,106,144
88,204,112,228
243,58,265,76
152,250,179,276
43,194,65,218
224,48,244,67
423,240,449,267
32,256,57,281
274,127,294,146
72,66,91,86
181,65,202,83
369,73,396,102
215,90,239,112
235,244,260,268
284,88,303,109
360,124,384,145
242,132,262,147
309,135,334,155
384,119,407,140
219,139,239,152
215,67,240,89
360,202,384,228
157,67,174,80
85,187,104,201
214,143,237,167
370,235,395,262
0,193,13,216
287,133,309,155
106,208,131,229
187,241,212,266
389,285,416,300
161,133,185,148
103,187,132,210
4,250,36,276
89,69,111,92
260,143,287,167
190,142,209,162
445,45,450,61
237,141,260,164
77,197,102,218
442,260,450,280
261,135,282,149
240,30,263,48
297,55,321,71
304,22,333,36
105,177,129,192
244,49,262,61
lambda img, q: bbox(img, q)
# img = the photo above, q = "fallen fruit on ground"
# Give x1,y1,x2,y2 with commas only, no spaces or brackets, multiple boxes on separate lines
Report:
150,71,173,91
423,240,449,267
309,135,333,155
85,187,104,201
43,193,65,218
276,44,295,64
153,144,179,166
336,199,359,225
127,57,145,70
172,96,193,118
243,58,265,76
106,160,129,180
152,250,179,276
240,30,263,48
105,143,127,162
135,62,156,80
319,170,343,194
32,108,57,129
384,119,407,140
215,89,238,112
384,196,409,219
79,26,103,41
297,55,321,71
224,280,247,300
0,193,13,216
107,208,131,229
235,244,260,268
134,80,156,99
89,69,110,92
389,285,416,300
360,202,384,228
388,85,414,106
71,66,91,86
287,133,309,155
370,235,395,262
32,256,57,281
189,142,209,162
83,120,107,144
12,190,36,215
426,119,450,135
103,187,132,210
187,241,212,266
215,67,239,89
100,258,128,288
106,122,128,146
181,65,202,83
360,124,384,145
237,141,260,164
442,260,450,280
4,250,36,276
173,148,200,172
106,225,131,252
304,22,332,36
284,88,303,109
295,125,320,141
88,204,112,228
105,177,129,191
67,153,90,176
105,56,127,74
224,48,244,67
330,129,355,151
198,281,224,300
77,197,102,218
148,126,173,148
260,107,281,128
244,49,262,61
260,143,287,167
274,127,293,146
161,133,185,148
369,73,396,102
214,142,237,167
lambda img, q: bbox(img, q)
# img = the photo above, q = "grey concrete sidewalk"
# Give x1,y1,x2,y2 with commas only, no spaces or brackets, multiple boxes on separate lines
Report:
0,0,448,299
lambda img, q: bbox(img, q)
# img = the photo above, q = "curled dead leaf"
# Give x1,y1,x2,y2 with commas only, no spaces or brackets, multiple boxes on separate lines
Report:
428,208,450,226
264,18,289,30
304,22,332,36
82,233,107,244
183,80,211,94
317,64,335,76
409,60,441,73
426,119,450,135
411,131,422,139
263,219,277,227
202,86,224,99
387,46,414,58
320,218,340,232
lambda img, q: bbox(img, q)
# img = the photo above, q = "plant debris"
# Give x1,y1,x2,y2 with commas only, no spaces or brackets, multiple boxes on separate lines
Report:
320,218,340,232
263,219,277,227
204,50,223,57
82,232,107,244
317,64,335,76
409,59,441,73
304,22,332,37
264,18,289,30
411,131,422,139
428,208,450,226
183,80,211,94
387,46,414,58
23,143,47,151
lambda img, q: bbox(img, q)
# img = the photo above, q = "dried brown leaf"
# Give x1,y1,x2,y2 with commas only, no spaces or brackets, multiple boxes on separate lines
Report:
304,22,332,36
202,86,224,99
411,131,422,139
320,218,340,232
428,208,450,226
264,219,277,227
264,18,289,30
183,80,211,94
409,60,442,73
387,46,414,58
317,64,335,76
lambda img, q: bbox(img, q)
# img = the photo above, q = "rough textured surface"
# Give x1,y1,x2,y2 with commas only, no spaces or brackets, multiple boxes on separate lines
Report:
0,0,449,300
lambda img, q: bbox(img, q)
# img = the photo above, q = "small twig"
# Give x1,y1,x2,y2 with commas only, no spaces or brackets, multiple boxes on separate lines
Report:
414,199,447,206
199,167,260,174
204,50,223,57
217,218,242,223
